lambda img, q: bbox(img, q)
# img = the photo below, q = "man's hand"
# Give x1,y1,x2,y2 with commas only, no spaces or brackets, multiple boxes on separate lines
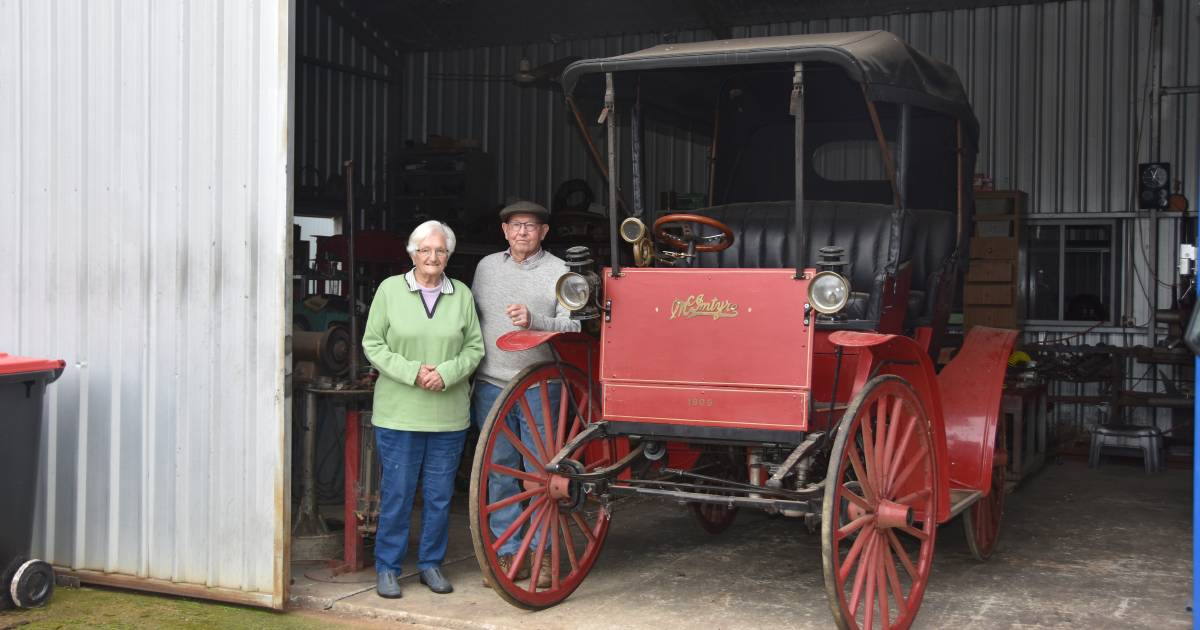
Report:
416,364,444,391
506,304,531,329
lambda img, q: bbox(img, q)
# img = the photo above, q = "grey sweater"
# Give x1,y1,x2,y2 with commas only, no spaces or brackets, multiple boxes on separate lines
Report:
471,250,581,386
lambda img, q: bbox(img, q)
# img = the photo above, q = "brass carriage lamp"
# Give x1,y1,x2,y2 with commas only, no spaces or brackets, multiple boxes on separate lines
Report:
556,245,601,320
809,246,851,315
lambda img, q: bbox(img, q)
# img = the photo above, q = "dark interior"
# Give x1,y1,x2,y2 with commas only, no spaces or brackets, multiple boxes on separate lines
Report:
573,62,962,211
620,61,962,327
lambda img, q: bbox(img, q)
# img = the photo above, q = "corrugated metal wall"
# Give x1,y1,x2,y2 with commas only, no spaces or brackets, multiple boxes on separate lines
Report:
399,0,1199,428
0,0,292,608
399,32,711,212
399,0,1199,217
295,0,394,210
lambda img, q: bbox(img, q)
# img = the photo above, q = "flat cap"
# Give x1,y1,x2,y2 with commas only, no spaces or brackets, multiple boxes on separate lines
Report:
499,200,550,222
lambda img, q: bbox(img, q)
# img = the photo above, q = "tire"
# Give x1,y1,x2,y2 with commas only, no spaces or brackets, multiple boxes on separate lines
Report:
10,559,54,609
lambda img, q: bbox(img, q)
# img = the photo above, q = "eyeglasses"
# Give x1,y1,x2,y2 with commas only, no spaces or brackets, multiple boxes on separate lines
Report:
506,221,543,233
416,248,450,259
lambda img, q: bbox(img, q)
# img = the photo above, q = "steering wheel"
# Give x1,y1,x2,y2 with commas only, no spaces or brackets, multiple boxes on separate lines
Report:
652,213,735,253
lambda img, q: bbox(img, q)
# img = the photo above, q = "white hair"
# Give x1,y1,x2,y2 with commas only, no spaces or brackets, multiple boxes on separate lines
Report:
406,220,457,255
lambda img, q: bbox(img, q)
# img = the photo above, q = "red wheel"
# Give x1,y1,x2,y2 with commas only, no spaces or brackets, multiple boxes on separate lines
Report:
963,415,1007,560
469,361,613,609
822,375,940,630
687,450,746,535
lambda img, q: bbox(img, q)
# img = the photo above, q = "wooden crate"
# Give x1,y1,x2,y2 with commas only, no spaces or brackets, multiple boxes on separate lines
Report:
965,284,1015,305
965,259,1014,283
964,305,1018,328
969,236,1018,259
964,190,1026,331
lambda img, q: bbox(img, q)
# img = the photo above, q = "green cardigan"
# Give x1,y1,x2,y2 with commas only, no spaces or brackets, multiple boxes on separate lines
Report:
362,273,484,432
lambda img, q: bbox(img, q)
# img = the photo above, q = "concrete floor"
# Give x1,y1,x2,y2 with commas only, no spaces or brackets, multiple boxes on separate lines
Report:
290,460,1192,629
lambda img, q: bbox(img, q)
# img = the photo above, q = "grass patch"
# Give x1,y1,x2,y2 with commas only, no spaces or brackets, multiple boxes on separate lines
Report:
0,586,339,630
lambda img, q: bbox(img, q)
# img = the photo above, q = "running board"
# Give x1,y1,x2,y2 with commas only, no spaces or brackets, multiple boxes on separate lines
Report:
947,489,983,519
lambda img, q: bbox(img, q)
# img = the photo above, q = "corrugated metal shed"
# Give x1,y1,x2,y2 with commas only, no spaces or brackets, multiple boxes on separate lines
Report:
0,0,1193,610
0,0,293,608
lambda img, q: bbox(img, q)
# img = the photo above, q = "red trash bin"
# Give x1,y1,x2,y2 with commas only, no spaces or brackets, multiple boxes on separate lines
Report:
0,353,64,609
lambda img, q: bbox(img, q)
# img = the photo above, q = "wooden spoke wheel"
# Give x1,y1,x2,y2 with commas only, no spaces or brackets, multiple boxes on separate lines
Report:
963,415,1007,560
687,450,747,535
822,375,940,630
469,361,614,609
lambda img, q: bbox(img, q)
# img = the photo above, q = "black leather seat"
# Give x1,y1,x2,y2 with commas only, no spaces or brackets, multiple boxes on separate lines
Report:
692,201,904,320
688,202,956,324
902,208,957,326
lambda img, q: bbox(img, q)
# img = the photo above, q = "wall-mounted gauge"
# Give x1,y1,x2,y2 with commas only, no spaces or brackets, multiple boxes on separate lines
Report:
1138,162,1171,210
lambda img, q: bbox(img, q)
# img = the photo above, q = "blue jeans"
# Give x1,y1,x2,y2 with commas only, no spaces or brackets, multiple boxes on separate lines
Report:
374,426,467,575
471,379,561,557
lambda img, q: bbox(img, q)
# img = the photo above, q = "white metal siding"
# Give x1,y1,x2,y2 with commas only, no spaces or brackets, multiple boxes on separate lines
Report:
0,0,292,608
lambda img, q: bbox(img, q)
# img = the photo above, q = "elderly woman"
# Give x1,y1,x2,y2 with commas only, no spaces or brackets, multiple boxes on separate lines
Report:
362,220,483,598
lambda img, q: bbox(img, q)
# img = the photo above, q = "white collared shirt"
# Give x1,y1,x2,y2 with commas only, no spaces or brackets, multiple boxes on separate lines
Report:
402,269,455,294
502,248,546,266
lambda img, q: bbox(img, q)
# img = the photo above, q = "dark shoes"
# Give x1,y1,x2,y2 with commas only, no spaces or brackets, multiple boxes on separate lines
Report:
535,554,554,589
482,554,531,587
419,567,453,594
376,571,402,599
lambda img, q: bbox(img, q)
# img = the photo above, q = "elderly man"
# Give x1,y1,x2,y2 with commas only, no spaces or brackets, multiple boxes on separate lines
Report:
471,200,579,588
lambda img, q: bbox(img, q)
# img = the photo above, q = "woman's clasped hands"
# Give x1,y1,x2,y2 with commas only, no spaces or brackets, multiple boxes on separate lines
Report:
416,364,445,391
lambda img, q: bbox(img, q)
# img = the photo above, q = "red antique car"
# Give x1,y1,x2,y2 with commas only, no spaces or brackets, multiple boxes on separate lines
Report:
469,31,1016,630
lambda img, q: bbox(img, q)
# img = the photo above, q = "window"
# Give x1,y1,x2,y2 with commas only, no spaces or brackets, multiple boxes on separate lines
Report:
812,140,895,182
1025,222,1118,323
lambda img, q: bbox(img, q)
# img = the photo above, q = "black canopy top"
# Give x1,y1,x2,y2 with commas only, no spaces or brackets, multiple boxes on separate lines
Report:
562,30,978,147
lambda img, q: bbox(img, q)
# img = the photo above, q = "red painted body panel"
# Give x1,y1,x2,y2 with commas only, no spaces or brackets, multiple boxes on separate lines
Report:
605,383,808,430
809,332,863,429
601,268,814,432
937,326,1019,493
828,330,952,523
913,326,933,354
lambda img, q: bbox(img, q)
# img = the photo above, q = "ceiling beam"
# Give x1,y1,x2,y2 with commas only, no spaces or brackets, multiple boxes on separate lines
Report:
338,0,1060,51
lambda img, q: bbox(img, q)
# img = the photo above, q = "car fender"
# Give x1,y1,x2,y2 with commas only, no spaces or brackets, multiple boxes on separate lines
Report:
829,330,952,523
936,326,1019,495
495,330,598,377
